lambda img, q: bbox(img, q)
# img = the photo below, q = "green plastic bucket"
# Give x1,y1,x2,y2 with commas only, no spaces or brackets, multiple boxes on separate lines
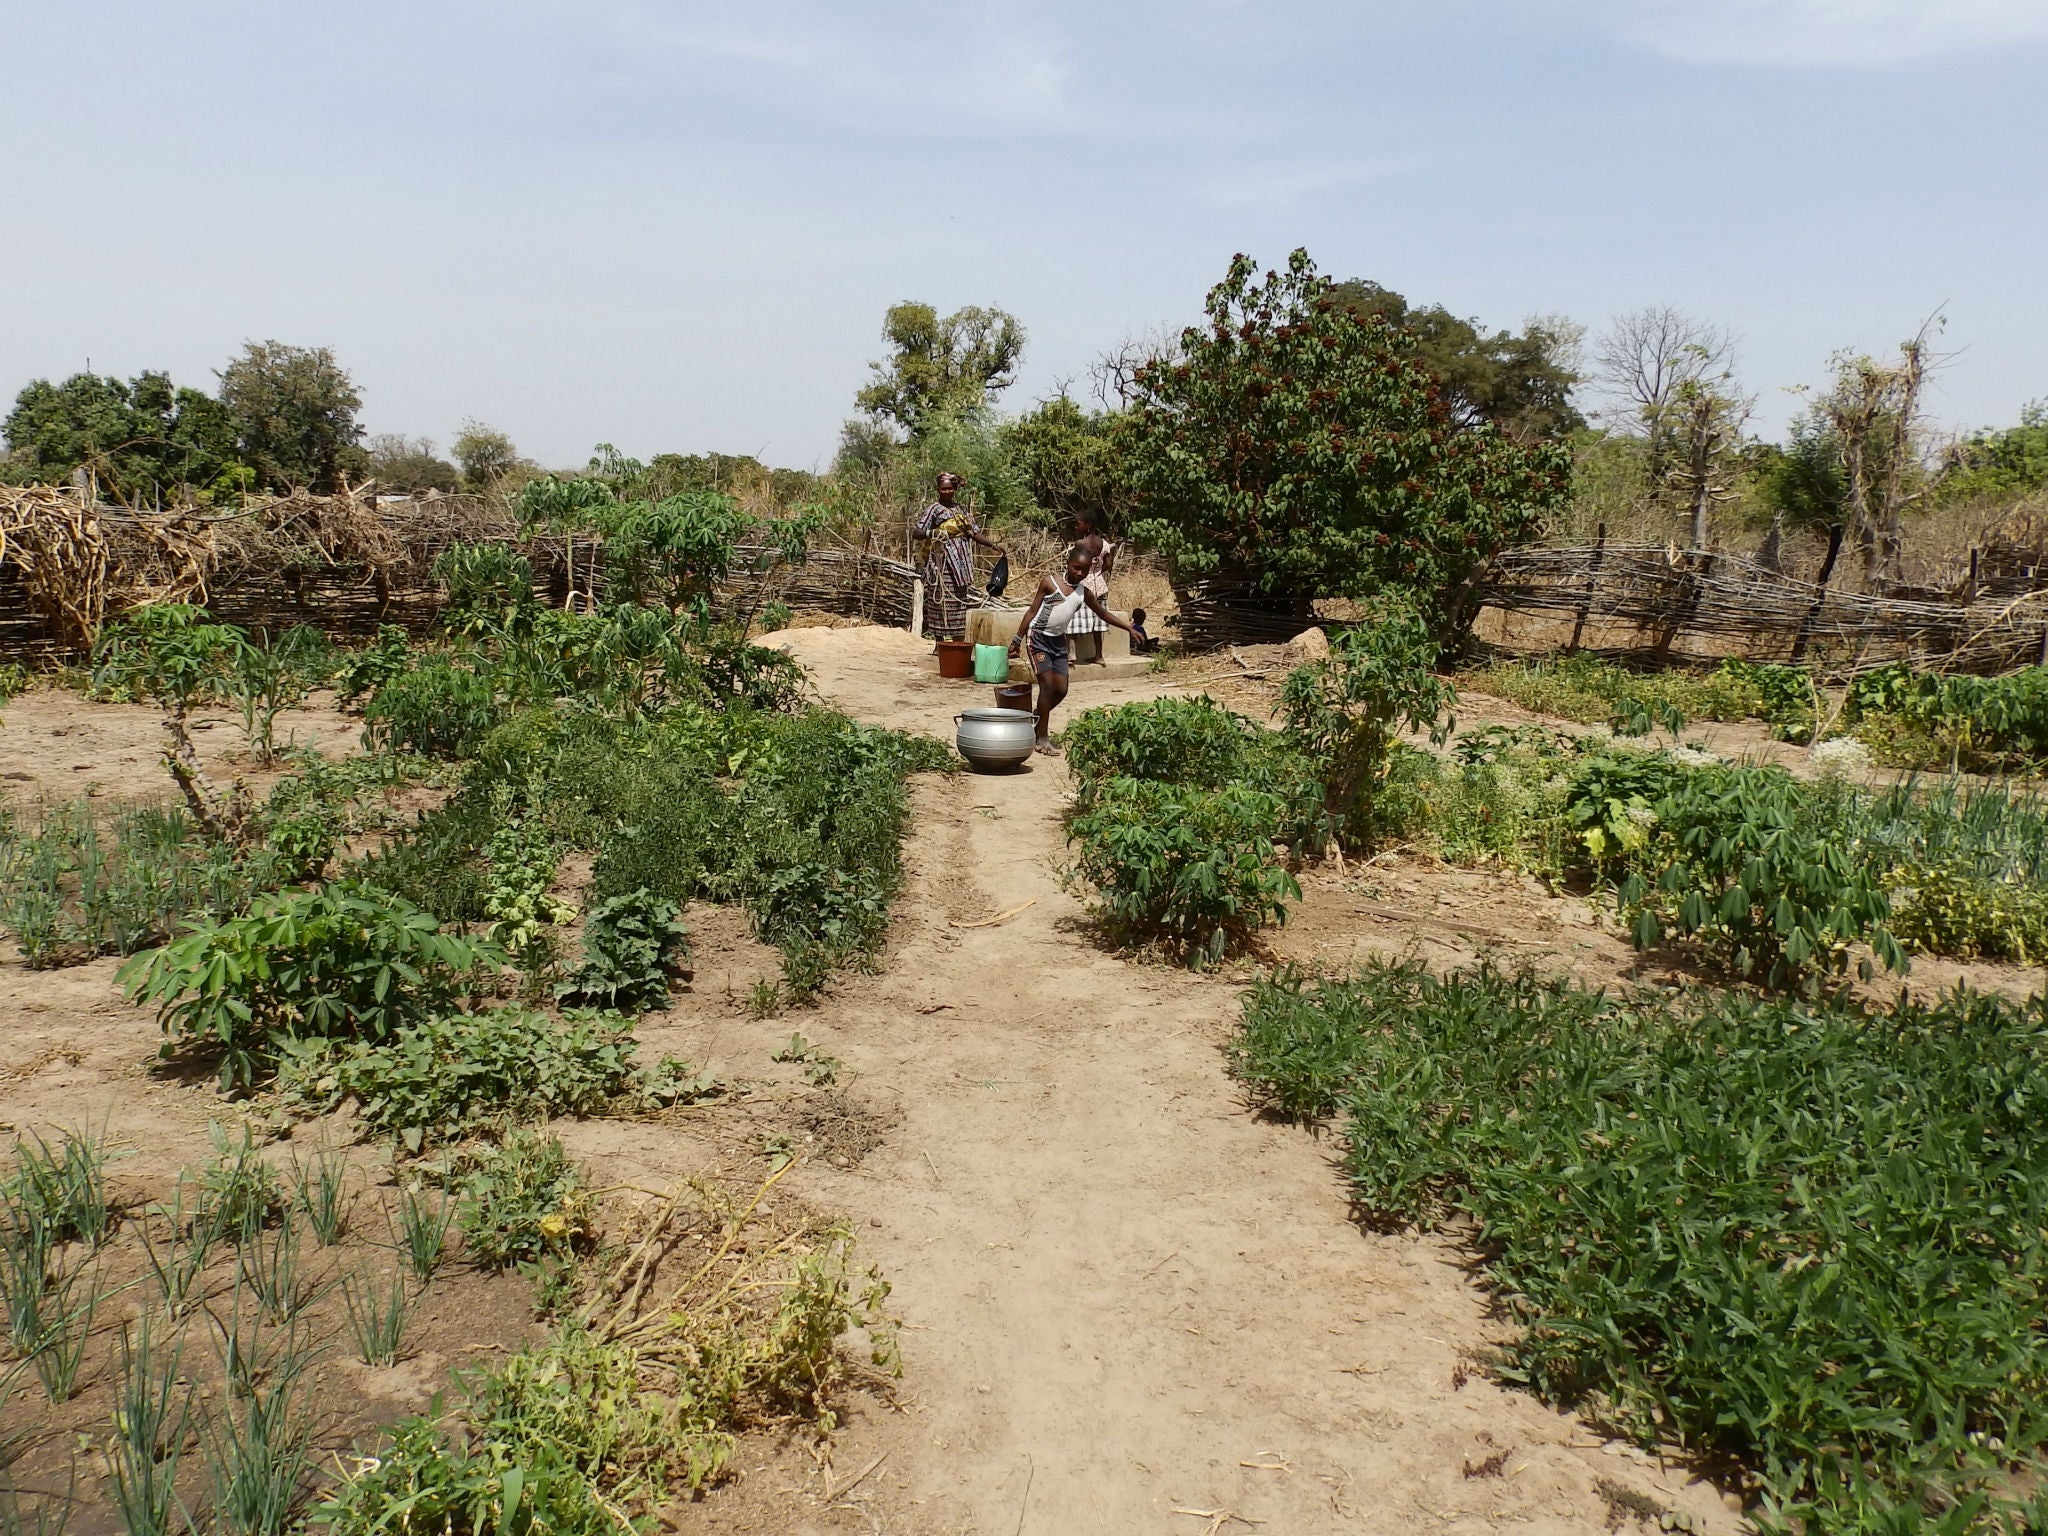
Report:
972,644,1010,683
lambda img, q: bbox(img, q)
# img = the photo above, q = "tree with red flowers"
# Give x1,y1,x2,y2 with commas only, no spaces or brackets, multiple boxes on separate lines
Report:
1125,249,1570,626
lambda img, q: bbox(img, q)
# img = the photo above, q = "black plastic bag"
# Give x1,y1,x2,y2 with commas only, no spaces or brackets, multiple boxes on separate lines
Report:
986,554,1011,598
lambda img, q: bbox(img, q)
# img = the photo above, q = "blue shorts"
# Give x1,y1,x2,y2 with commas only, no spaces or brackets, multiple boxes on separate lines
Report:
1027,632,1070,676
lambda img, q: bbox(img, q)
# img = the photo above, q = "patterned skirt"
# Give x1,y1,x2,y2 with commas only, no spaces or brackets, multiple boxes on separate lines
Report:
921,547,971,640
1064,571,1109,635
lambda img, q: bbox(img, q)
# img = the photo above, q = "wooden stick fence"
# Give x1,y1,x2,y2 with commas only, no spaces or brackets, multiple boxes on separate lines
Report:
0,485,926,658
1475,541,2048,675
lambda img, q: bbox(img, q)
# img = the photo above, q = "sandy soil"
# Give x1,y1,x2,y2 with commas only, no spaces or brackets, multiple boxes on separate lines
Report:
5,635,2032,1532
614,624,1744,1535
0,688,362,808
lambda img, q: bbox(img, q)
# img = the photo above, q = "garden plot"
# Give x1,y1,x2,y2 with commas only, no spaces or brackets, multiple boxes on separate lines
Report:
6,606,2048,1534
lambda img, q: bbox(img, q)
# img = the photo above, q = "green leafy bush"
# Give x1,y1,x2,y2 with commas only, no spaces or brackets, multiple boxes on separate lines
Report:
1717,658,1820,741
332,625,414,707
1420,726,1579,869
434,543,539,637
1888,861,2048,962
311,1412,617,1535
120,885,500,1088
363,657,501,759
1063,695,1324,845
1066,778,1302,965
1280,602,1455,849
1845,663,2048,770
455,1131,592,1269
1613,760,1905,985
276,1008,640,1149
556,891,689,1014
90,602,244,717
1233,960,2048,1533
698,638,807,712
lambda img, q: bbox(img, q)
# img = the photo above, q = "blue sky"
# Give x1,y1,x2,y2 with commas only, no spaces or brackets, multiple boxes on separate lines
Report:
3,0,2043,469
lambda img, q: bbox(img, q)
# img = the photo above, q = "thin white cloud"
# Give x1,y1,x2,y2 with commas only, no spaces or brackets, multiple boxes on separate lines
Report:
1195,158,1402,211
1598,0,2048,66
580,0,1091,135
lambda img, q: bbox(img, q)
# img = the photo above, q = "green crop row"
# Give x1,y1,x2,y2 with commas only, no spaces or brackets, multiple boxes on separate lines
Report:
1230,960,2048,1534
1461,653,2048,771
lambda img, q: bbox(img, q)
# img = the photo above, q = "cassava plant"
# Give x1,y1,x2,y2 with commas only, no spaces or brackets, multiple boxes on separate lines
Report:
91,603,253,837
1280,599,1455,851
119,884,500,1089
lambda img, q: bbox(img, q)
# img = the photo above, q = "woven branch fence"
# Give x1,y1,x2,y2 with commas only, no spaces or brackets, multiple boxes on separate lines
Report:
16,480,2048,678
0,485,923,659
1474,532,2048,675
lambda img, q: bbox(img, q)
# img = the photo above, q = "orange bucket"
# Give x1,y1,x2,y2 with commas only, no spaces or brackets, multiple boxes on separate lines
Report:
934,639,974,679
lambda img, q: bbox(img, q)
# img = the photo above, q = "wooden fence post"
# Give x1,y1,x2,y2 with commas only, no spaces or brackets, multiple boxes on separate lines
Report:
1790,524,1845,664
1656,550,1716,663
1566,523,1606,656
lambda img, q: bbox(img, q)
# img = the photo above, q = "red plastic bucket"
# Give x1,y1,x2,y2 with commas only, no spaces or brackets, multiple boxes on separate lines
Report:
994,682,1032,711
935,640,974,679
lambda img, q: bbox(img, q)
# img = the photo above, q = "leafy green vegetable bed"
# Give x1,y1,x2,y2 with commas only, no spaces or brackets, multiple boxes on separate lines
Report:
1233,960,2048,1534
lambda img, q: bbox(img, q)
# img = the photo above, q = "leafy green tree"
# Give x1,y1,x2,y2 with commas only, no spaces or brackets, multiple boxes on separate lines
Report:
2,370,246,498
1759,413,1849,533
855,302,1025,435
216,341,370,492
1001,394,1131,529
1327,281,1584,442
450,420,524,492
365,434,460,493
1127,250,1570,619
1936,401,2048,506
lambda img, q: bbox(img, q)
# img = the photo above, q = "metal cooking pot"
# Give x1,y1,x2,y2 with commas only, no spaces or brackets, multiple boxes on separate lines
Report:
954,707,1037,771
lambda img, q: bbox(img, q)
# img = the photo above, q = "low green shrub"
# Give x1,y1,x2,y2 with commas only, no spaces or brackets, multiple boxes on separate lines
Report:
1066,778,1301,966
367,702,945,1000
120,884,501,1089
1889,861,2048,962
1423,726,1580,869
311,1411,616,1535
1233,960,2048,1533
1615,760,1904,985
363,657,501,759
1063,695,1325,847
1846,662,2048,770
555,890,689,1014
1717,658,1820,742
276,1008,640,1150
332,625,415,707
434,543,539,638
454,1131,593,1269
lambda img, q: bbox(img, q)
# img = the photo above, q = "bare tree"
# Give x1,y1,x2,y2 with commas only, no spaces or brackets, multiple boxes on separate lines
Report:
1089,324,1183,412
1592,307,1737,486
1813,317,1942,589
1669,378,1754,548
1525,312,1588,386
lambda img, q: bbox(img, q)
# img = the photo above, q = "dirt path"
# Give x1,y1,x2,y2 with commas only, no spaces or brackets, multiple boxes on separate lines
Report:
692,627,1739,1535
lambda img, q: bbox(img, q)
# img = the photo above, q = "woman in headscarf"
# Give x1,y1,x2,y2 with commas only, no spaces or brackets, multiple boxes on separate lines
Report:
914,472,1005,640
